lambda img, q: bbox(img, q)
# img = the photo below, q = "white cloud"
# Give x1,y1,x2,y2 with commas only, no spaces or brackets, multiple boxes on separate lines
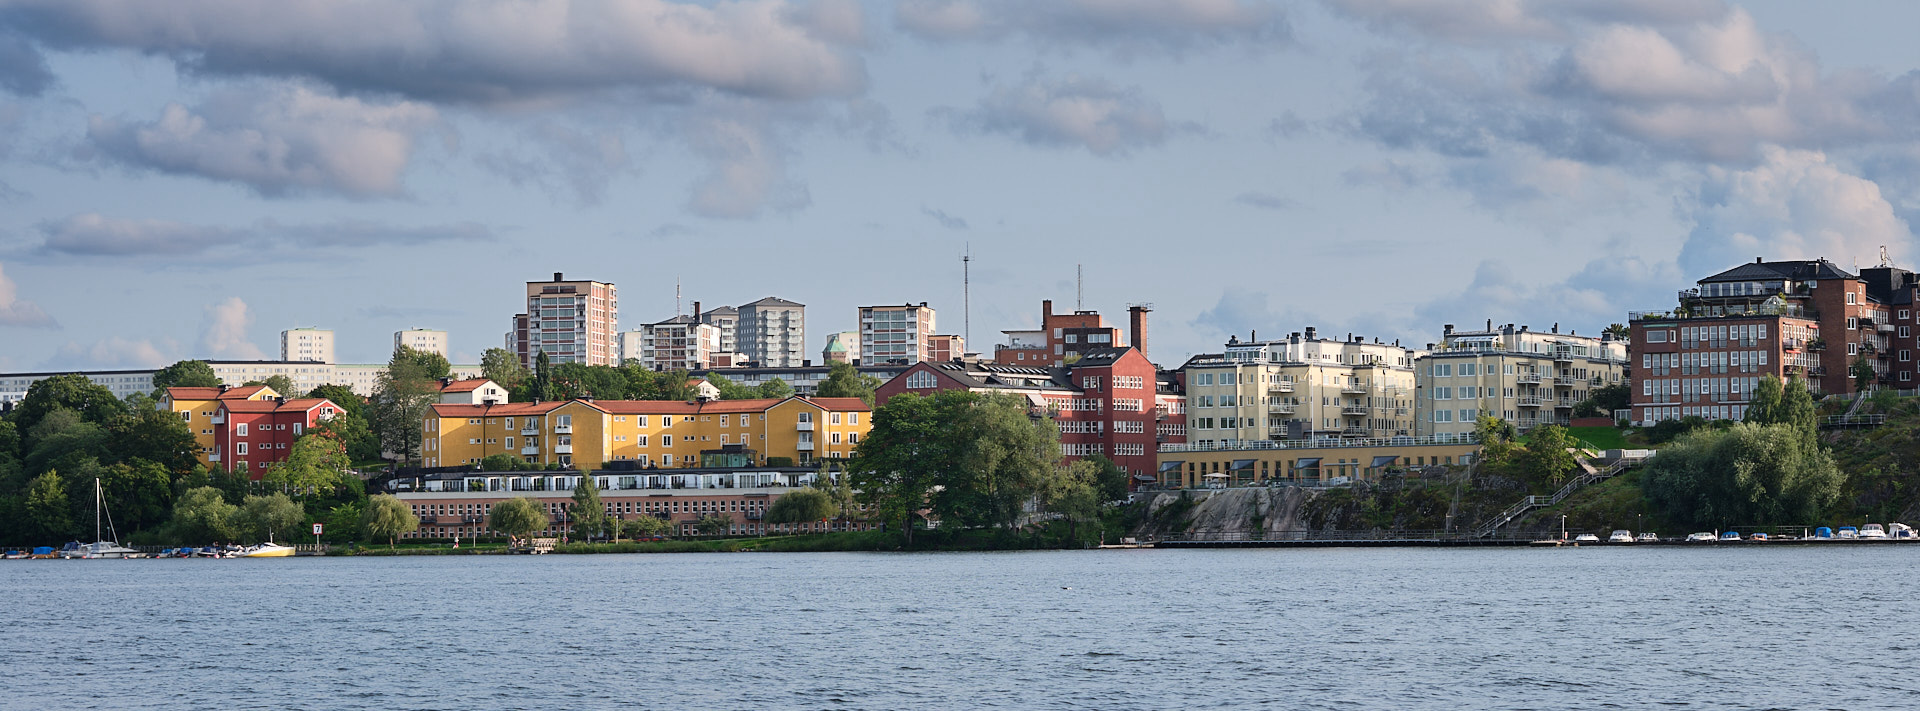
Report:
1679,146,1913,276
34,214,493,260
0,261,56,328
897,0,1289,54
684,113,810,218
940,74,1181,156
199,297,265,360
87,83,439,197
42,337,171,369
1413,255,1682,337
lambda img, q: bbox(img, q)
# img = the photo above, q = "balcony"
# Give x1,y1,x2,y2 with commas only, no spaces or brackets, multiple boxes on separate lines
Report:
554,423,572,434
1553,376,1577,386
1879,323,1896,333
521,446,539,455
1555,399,1575,409
207,453,221,462
554,444,573,454
1518,398,1543,408
797,440,815,451
1341,384,1368,394
1341,406,1370,416
520,425,537,435
1269,403,1296,415
1340,427,1370,437
1552,350,1574,363
210,415,226,425
1268,382,1294,393
796,421,814,431
1516,373,1543,384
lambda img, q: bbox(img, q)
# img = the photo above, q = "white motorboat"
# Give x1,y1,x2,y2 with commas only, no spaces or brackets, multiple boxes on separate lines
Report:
1859,524,1890,540
1636,532,1660,542
59,479,142,559
1890,523,1917,540
233,534,296,558
1837,526,1860,540
1574,533,1600,543
1608,530,1635,543
1686,532,1717,542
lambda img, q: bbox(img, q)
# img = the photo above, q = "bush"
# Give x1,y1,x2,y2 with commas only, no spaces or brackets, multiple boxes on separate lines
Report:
766,456,795,467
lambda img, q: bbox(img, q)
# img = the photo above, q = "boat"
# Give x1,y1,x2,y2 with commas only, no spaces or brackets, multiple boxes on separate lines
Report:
59,479,143,559
1891,523,1917,540
1608,530,1635,543
232,535,296,558
1636,532,1660,543
1748,532,1769,541
1812,527,1834,541
1837,526,1860,540
1859,524,1890,540
1719,531,1742,541
1686,532,1717,542
1574,533,1600,543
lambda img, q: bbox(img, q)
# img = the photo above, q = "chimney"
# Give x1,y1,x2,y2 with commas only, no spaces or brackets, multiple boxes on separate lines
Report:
1043,299,1054,320
440,377,453,387
219,384,231,393
1444,324,1453,335
1486,318,1493,331
554,272,564,282
692,300,701,319
1129,305,1150,359
1552,323,1560,334
1757,257,1764,264
1305,326,1317,340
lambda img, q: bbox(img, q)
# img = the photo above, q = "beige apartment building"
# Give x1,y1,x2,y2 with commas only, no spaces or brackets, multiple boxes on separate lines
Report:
859,303,936,365
280,328,335,363
1182,327,1422,445
1415,323,1629,440
636,315,721,371
394,329,448,358
511,272,619,367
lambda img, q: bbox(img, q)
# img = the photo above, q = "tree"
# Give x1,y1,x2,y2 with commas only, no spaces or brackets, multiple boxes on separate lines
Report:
765,488,834,533
169,486,239,544
1851,354,1876,391
622,515,673,539
1045,459,1105,544
693,513,732,536
244,374,301,398
150,360,222,393
263,435,357,502
369,346,446,464
569,478,610,541
1603,323,1630,340
313,407,380,463
103,459,173,534
392,345,452,380
706,372,759,400
489,497,548,543
106,407,200,474
481,348,529,391
305,384,365,419
25,409,110,475
1519,425,1578,487
849,392,955,546
815,361,880,405
1641,422,1845,529
652,369,696,401
1780,376,1819,447
531,351,555,402
24,471,74,541
234,493,306,543
811,464,858,524
1076,453,1131,503
481,453,532,471
12,374,127,436
849,390,1060,544
1745,374,1784,426
755,378,794,399
1473,415,1521,469
361,494,419,548
1573,383,1631,418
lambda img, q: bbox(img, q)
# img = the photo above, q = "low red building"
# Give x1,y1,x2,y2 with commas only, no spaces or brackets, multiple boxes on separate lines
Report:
214,397,343,476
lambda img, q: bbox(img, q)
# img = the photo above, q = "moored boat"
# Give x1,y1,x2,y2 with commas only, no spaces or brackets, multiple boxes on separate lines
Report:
1859,524,1890,540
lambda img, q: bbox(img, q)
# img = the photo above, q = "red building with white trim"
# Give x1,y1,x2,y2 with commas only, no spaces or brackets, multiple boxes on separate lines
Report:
214,397,342,477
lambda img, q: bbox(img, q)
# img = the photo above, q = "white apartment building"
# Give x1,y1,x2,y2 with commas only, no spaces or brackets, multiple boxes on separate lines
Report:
281,328,335,363
1182,327,1422,445
0,360,486,405
737,297,806,368
700,305,739,355
636,316,721,371
394,329,448,358
511,272,619,368
859,302,935,365
0,369,157,405
1415,323,1629,440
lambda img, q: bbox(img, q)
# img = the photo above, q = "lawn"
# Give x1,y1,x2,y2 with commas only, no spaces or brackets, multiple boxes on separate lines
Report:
1566,426,1629,451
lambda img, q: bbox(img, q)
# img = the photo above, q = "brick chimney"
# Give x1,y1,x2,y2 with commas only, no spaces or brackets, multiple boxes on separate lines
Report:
1128,305,1150,359
1042,299,1054,320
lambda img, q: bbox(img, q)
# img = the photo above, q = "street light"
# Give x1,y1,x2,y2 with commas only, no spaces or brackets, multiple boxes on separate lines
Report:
1560,514,1567,541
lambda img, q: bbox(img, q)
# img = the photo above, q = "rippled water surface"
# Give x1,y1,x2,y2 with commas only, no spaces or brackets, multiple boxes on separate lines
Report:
4,547,1917,710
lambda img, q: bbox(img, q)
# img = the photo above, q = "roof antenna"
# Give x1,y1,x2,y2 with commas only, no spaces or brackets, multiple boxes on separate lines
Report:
675,278,682,318
1881,245,1893,268
962,244,971,346
1076,263,1083,311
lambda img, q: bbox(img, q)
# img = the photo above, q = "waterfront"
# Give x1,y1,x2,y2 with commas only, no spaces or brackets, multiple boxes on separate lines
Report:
5,548,1917,710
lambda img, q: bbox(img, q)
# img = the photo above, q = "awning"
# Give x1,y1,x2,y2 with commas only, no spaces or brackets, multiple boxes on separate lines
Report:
1370,455,1399,467
1230,459,1256,471
1132,473,1157,481
1293,457,1322,467
1158,460,1183,472
1203,473,1228,478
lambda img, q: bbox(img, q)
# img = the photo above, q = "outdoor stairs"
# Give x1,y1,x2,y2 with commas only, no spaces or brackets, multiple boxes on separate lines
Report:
1474,456,1645,538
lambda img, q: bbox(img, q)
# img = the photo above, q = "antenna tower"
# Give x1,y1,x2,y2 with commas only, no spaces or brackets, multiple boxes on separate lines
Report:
962,244,972,346
675,279,682,318
1077,264,1083,311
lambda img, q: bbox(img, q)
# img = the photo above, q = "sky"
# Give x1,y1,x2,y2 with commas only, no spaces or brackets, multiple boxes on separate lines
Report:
4,0,1920,371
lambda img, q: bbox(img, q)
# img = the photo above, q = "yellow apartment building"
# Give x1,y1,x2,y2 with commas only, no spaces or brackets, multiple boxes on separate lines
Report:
421,396,871,470
161,384,280,467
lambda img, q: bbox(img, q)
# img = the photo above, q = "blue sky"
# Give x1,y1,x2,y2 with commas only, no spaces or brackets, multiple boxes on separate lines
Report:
3,0,1920,370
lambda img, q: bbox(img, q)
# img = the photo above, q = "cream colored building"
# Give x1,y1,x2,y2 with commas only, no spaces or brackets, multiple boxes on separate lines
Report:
1182,327,1422,445
1415,323,1629,440
860,303,936,365
512,272,619,367
280,328,335,363
395,329,448,358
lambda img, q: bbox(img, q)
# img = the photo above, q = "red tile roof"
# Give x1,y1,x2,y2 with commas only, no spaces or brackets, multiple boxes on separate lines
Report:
430,402,567,417
438,378,493,393
219,398,339,414
165,387,223,401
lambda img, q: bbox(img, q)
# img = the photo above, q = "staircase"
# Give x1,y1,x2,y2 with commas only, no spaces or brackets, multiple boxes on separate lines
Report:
1474,456,1646,538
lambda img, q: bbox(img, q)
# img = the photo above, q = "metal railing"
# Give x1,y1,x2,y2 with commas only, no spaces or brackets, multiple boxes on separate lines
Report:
1163,529,1539,543
1476,457,1646,537
1161,434,1478,453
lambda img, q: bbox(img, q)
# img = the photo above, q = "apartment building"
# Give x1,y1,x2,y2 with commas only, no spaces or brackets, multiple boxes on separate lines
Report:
163,385,282,467
1415,323,1628,440
927,334,965,363
701,305,739,355
1,369,157,405
1156,438,1480,488
1627,258,1894,425
821,331,859,364
394,329,448,358
992,300,1126,367
635,315,721,371
689,363,909,395
1182,327,1422,445
420,395,870,470
878,346,1186,487
859,303,936,365
736,297,806,367
280,328,335,363
510,272,619,368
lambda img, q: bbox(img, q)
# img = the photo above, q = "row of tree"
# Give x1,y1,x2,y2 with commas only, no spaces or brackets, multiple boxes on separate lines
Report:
1639,374,1843,529
478,349,882,406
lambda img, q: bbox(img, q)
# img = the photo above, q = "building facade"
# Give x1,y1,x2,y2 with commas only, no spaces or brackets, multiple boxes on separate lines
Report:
164,385,281,467
859,303,936,365
1155,438,1480,489
821,331,859,364
700,305,739,356
280,328,335,363
393,468,871,539
420,395,871,470
927,334,965,363
736,297,806,367
395,329,448,358
1181,328,1421,445
1416,323,1628,439
636,315,721,371
510,272,619,368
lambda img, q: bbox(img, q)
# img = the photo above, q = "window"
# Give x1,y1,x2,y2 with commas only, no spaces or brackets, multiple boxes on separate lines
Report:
831,412,841,425
179,411,191,422
236,423,248,436
236,442,248,455
663,435,672,446
292,424,302,435
905,371,938,389
1848,317,1858,330
636,416,647,427
849,413,859,425
1847,292,1858,304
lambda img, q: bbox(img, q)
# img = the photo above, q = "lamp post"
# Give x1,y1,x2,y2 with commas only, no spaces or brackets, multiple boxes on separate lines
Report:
1560,514,1567,541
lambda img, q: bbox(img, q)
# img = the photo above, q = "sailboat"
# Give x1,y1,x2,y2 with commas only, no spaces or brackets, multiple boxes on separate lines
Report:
232,533,296,558
59,478,143,559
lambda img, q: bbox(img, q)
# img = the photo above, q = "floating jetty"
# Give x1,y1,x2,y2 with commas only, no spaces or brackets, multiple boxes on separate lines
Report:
1151,531,1920,549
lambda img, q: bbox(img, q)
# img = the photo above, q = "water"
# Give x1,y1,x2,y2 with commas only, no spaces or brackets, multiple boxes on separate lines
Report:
3,547,1916,710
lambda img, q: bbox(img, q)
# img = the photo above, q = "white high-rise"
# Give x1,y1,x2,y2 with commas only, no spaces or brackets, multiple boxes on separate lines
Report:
394,328,448,358
280,328,335,363
737,297,806,367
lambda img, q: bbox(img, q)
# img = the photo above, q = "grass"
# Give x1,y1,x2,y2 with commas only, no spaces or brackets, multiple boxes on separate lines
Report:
1565,426,1629,451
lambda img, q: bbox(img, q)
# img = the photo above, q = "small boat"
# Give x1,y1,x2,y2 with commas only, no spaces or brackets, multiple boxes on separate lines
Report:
1748,532,1769,541
1686,532,1717,542
1608,530,1635,543
1,550,25,560
1574,533,1600,543
1719,531,1742,541
1636,532,1660,543
1837,526,1860,540
1891,523,1917,540
60,479,143,559
233,537,296,558
1859,524,1890,540
1812,527,1834,541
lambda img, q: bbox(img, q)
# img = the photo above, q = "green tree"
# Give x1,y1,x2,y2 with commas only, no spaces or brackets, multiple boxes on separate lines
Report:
1473,416,1521,470
105,407,200,474
24,471,74,541
1076,453,1131,503
305,384,365,419
1851,354,1876,391
150,360,222,393
849,391,955,546
360,494,419,548
652,369,696,401
393,345,452,380
531,351,555,402
313,407,380,463
815,361,881,405
168,486,239,544
481,347,530,391
811,465,858,524
102,459,173,534
569,478,610,541
1045,459,1105,544
932,392,1060,530
1781,376,1819,447
369,346,446,464
765,488,834,532
755,378,794,399
693,513,732,536
262,435,357,502
253,374,301,398
25,409,110,475
1519,424,1578,487
322,501,364,543
706,372,759,400
480,453,531,471
1603,323,1630,340
621,515,673,539
1641,422,1845,529
1745,374,1785,425
234,493,306,543
12,374,127,436
489,497,547,543
1573,383,1631,418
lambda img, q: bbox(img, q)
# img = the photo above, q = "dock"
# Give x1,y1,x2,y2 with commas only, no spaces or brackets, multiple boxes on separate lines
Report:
1150,531,1920,549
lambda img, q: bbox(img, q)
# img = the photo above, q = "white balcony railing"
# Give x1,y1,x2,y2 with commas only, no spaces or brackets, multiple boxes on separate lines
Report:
1341,406,1370,416
554,424,572,434
796,441,815,451
796,421,814,431
554,444,573,454
1269,404,1295,414
1268,382,1294,393
521,446,540,455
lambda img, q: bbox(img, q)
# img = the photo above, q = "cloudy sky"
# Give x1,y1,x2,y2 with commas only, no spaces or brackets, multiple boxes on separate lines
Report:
4,0,1920,371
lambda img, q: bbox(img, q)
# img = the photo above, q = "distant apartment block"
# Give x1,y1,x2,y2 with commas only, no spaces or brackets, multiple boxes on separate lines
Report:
280,328,335,363
737,297,806,367
1182,327,1421,444
638,314,721,371
859,303,936,365
927,334,965,363
821,331,859,364
395,329,448,358
510,272,619,368
1416,323,1627,440
701,305,739,355
992,300,1136,367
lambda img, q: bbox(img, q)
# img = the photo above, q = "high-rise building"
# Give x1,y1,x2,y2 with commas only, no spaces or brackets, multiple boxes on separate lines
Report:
638,315,721,371
394,328,448,358
1416,323,1628,440
510,272,619,367
737,297,806,367
927,334,965,363
822,331,859,364
993,300,1132,367
859,303,936,365
700,305,739,355
280,328,335,363
1182,327,1422,443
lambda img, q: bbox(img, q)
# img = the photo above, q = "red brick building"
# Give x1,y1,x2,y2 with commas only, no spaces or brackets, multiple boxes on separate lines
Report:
878,346,1186,488
992,300,1131,367
214,397,343,476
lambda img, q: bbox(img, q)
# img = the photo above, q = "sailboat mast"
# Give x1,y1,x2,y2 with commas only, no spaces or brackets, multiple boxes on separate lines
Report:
95,478,102,543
